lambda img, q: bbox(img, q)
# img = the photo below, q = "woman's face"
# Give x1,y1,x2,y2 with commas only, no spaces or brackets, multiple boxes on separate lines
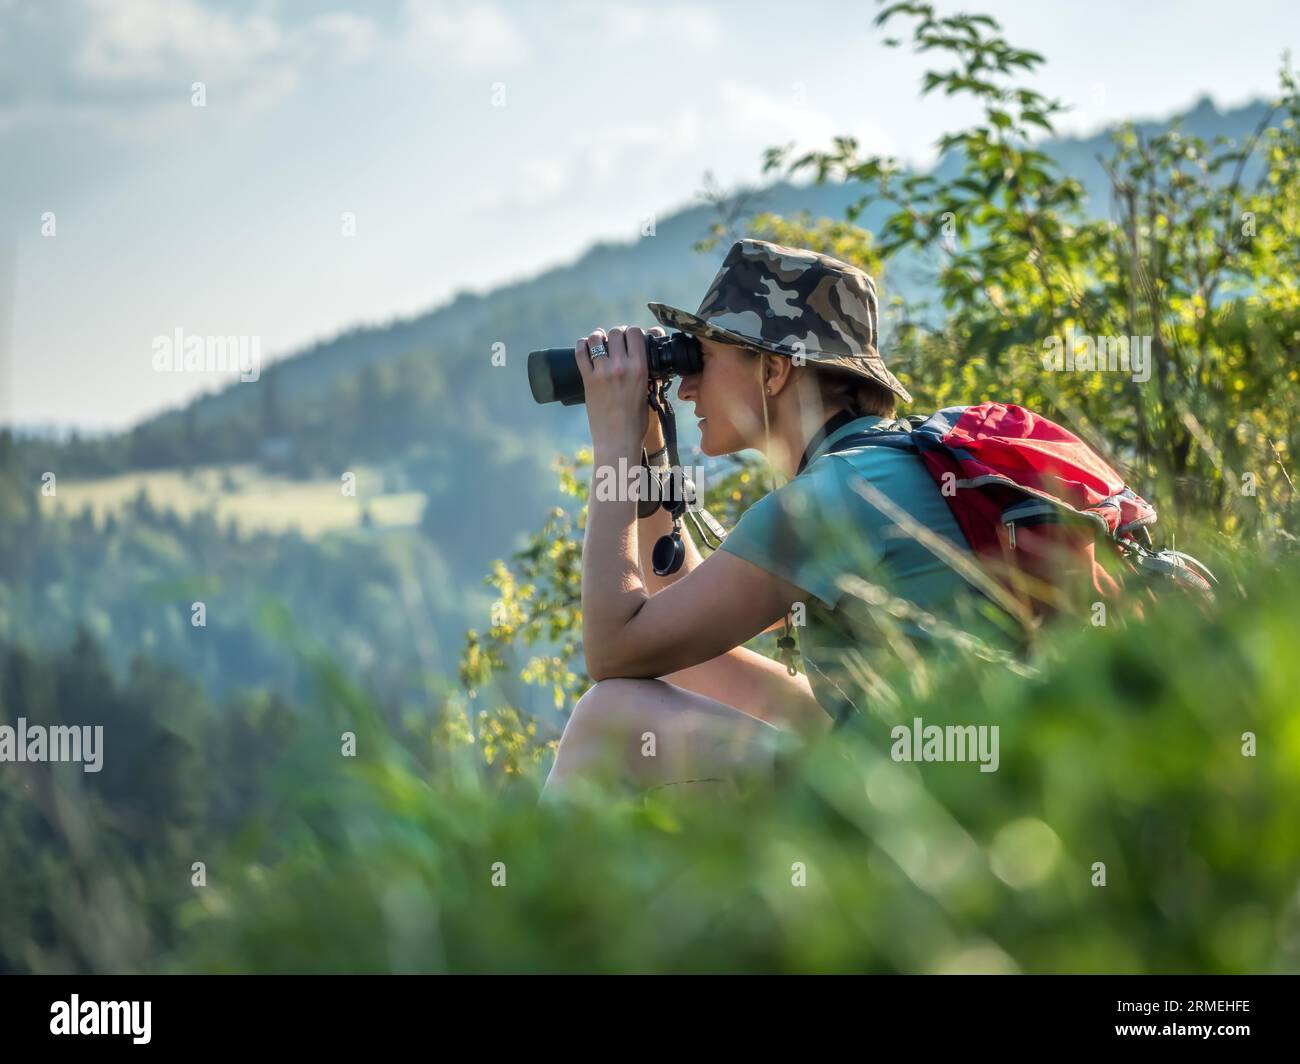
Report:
675,336,763,456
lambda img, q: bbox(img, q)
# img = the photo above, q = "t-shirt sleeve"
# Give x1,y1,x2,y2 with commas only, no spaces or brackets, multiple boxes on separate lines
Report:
717,462,850,608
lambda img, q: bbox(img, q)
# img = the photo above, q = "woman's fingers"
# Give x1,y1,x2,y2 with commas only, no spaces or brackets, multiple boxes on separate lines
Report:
575,328,608,381
607,325,649,381
574,324,653,389
573,335,592,384
576,324,652,446
623,326,649,376
588,328,610,370
605,325,628,369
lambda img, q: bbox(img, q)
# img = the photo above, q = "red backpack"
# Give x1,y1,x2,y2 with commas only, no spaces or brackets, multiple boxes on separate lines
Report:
827,402,1217,625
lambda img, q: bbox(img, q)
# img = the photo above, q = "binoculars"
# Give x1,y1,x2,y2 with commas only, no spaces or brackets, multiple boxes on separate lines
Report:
527,331,702,406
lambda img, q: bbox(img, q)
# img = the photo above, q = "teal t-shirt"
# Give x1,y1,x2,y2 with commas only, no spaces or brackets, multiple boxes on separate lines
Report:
719,415,1004,723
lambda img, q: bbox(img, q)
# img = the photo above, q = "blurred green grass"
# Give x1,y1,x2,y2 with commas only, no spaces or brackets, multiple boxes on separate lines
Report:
171,557,1300,974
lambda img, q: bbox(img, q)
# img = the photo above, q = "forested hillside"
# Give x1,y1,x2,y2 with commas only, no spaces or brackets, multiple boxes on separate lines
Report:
2,0,1297,975
4,93,1281,698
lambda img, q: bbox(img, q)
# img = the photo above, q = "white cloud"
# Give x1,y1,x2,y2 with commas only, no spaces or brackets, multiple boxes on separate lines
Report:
400,0,527,71
0,0,378,140
715,80,898,162
468,106,703,217
294,13,379,69
718,81,837,149
74,0,280,83
516,157,571,207
590,108,704,184
567,2,722,49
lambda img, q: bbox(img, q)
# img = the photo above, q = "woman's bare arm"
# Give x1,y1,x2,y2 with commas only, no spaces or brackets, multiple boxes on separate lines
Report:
575,324,826,734
637,479,824,734
634,366,822,733
587,447,826,732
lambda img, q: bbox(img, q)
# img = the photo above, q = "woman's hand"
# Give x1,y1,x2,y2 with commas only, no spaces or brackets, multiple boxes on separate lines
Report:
574,326,657,452
640,327,668,455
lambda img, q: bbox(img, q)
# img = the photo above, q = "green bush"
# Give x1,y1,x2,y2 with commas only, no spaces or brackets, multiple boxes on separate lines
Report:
176,558,1300,974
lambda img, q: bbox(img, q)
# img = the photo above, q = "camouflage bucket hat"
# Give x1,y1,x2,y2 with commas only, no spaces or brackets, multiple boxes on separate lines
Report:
647,238,912,404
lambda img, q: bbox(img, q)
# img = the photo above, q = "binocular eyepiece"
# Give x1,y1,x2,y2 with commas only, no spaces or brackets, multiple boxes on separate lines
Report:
527,331,702,405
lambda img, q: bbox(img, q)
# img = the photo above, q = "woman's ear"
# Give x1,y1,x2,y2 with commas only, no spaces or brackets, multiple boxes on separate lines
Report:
764,352,795,396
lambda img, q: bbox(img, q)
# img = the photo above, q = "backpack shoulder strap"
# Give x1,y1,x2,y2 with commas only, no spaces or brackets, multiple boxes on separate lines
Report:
825,417,921,456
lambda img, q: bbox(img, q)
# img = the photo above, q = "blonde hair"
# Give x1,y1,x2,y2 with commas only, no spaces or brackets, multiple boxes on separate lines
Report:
810,365,897,419
749,348,897,420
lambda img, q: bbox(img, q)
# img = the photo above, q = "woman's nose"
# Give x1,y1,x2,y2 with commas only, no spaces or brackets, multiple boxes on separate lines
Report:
677,374,698,401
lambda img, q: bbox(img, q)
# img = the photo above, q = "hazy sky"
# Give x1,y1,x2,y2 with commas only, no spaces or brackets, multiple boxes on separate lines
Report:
2,0,1296,430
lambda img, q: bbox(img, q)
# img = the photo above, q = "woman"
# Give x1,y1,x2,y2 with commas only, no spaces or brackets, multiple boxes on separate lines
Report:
541,239,980,800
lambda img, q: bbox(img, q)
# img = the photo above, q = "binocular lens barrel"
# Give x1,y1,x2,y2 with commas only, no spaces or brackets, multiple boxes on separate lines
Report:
527,347,587,405
527,332,702,406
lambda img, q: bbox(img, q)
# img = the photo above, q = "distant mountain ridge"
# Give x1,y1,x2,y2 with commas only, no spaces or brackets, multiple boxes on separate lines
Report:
15,94,1270,614
5,92,1279,707
130,93,1273,448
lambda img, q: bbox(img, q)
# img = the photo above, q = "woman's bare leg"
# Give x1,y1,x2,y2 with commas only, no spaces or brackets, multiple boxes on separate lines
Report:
540,678,784,801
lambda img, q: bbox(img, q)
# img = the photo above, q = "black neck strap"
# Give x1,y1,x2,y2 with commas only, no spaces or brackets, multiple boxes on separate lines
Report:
796,409,863,476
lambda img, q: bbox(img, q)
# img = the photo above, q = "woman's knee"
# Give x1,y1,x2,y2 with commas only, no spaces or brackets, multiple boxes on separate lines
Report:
572,678,663,717
546,680,661,786
560,679,660,751
559,678,777,779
